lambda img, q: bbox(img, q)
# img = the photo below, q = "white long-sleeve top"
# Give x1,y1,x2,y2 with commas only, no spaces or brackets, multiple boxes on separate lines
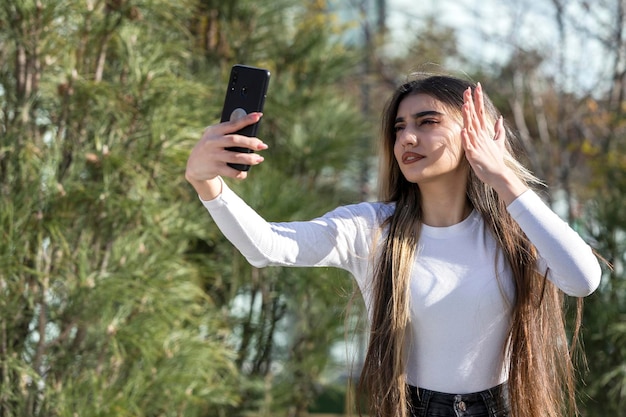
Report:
200,179,601,394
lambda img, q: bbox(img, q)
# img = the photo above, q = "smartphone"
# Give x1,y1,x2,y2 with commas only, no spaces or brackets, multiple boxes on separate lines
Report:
220,64,271,171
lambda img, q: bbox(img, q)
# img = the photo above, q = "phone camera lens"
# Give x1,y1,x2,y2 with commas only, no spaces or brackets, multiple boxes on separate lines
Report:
241,86,248,97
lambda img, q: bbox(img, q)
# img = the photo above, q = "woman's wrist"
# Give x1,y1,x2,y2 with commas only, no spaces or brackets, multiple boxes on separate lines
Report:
491,174,528,206
189,177,223,202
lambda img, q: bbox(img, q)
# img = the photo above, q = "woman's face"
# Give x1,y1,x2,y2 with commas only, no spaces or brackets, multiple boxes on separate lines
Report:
393,93,466,186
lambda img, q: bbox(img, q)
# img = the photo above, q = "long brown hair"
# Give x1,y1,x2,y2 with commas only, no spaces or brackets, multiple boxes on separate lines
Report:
357,73,583,417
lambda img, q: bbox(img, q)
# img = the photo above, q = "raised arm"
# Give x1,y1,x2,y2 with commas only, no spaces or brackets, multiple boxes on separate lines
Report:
460,83,601,296
200,179,379,276
185,113,380,279
507,190,601,297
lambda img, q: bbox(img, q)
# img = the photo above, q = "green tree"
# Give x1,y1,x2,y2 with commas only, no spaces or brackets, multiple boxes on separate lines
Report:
0,1,238,415
0,0,374,416
582,154,626,415
575,72,626,417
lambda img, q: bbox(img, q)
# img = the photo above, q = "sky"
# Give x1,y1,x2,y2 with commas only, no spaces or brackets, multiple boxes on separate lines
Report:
385,0,608,91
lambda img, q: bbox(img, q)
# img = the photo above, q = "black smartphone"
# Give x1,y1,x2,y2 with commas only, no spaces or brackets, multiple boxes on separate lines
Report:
220,64,271,171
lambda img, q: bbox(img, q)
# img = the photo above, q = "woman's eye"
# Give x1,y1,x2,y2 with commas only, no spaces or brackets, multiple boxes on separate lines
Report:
420,119,438,125
394,125,405,132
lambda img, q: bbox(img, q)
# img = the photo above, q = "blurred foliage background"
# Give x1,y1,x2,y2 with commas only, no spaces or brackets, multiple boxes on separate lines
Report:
0,0,624,416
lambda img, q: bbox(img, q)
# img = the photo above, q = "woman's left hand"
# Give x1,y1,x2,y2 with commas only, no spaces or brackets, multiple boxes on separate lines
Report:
461,83,527,204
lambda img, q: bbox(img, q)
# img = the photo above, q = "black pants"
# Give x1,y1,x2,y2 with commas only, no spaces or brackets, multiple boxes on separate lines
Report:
408,383,510,417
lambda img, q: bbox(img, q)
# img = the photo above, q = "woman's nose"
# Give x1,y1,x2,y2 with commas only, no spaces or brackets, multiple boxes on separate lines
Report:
398,128,418,147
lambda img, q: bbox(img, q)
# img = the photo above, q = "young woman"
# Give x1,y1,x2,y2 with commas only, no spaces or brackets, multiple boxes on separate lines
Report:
185,74,601,417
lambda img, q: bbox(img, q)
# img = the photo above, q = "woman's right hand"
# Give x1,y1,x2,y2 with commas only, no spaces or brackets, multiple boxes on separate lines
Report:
185,112,268,200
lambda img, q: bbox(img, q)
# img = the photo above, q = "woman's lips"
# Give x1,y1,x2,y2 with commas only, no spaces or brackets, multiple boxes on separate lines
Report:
402,152,424,164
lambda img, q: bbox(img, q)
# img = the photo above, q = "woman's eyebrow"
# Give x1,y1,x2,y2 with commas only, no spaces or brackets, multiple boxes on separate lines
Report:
395,110,444,123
